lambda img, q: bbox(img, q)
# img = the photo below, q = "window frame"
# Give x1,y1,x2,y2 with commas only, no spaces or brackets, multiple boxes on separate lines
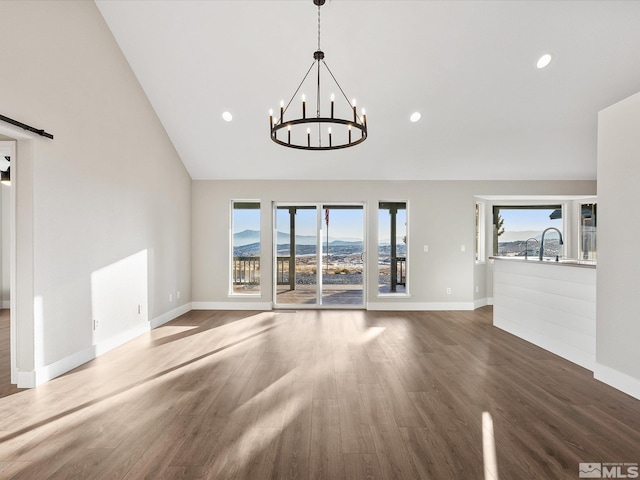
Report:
229,200,262,296
377,200,409,297
475,201,486,263
492,204,564,258
579,202,597,261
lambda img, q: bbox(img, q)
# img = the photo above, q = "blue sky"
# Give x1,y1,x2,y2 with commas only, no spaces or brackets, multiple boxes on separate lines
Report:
235,206,412,242
499,208,562,232
235,207,366,240
233,208,260,233
234,206,557,241
275,208,365,239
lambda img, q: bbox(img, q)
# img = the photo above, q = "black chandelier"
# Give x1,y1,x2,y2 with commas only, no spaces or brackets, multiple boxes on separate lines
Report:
269,0,367,151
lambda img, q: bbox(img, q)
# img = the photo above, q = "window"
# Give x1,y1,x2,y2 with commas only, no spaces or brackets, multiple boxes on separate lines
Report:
493,205,563,258
475,201,486,262
231,201,261,294
378,202,407,294
580,203,597,260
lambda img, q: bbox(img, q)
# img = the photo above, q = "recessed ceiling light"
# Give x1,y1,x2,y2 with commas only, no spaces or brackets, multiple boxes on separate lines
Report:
536,53,553,69
410,112,421,123
222,111,233,122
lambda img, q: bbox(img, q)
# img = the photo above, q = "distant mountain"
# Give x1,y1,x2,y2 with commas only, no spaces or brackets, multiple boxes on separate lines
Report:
234,242,260,256
277,231,318,245
233,229,363,246
498,230,544,243
328,239,363,246
233,229,261,246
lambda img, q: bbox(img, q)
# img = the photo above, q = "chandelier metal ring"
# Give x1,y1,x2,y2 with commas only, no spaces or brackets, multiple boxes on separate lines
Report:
269,0,367,151
271,117,367,151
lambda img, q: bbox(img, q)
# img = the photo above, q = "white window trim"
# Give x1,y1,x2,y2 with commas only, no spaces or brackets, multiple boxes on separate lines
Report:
475,201,486,264
229,199,262,297
376,200,409,297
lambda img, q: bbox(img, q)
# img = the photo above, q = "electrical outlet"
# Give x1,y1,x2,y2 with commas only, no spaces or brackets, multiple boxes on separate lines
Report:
93,319,99,330
475,285,479,293
137,304,142,315
424,245,428,252
461,244,466,252
446,288,451,295
177,291,181,300
169,293,173,302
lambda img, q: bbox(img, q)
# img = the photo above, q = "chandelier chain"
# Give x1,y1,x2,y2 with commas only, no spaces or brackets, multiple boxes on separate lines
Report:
269,0,367,151
317,3,321,52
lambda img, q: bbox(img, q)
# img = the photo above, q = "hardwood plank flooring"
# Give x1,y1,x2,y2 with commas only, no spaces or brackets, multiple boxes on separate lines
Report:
0,310,22,399
1,307,640,479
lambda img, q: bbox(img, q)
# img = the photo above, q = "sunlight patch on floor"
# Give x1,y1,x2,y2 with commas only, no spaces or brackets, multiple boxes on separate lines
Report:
482,411,499,480
356,326,386,345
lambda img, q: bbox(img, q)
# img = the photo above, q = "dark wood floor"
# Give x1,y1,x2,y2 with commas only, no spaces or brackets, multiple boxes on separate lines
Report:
0,310,22,399
1,307,639,479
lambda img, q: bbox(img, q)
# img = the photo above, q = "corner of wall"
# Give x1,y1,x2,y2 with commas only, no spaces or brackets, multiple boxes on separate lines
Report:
594,363,640,401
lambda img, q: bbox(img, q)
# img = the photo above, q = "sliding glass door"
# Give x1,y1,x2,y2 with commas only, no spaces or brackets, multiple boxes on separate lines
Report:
275,205,318,306
274,203,365,308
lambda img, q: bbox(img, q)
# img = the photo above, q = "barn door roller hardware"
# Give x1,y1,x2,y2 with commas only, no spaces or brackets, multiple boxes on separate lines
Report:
0,114,54,139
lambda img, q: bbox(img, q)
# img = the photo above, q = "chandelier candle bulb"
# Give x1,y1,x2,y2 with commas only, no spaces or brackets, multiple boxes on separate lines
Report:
268,0,367,150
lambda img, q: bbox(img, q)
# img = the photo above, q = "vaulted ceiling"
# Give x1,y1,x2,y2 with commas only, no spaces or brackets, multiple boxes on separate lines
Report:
95,0,640,181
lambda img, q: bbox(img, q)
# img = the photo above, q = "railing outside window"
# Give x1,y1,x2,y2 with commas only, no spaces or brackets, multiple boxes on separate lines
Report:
395,256,406,286
276,256,291,285
232,256,260,285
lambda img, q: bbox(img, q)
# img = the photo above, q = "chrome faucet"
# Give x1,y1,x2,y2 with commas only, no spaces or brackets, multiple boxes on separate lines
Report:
539,227,563,261
525,238,539,259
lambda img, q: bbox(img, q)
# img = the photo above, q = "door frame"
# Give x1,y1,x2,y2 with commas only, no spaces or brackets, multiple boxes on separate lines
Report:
0,140,17,383
272,201,366,309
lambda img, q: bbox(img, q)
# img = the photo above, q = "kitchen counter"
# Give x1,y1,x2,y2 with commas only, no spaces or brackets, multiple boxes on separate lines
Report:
490,256,596,268
491,256,596,370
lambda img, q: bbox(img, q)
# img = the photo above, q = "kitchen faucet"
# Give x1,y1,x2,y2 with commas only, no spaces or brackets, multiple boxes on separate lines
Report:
525,238,539,259
539,227,563,261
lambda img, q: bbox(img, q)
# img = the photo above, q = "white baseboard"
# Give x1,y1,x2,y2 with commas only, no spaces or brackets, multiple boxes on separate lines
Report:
192,301,273,311
474,298,489,309
93,323,151,357
594,362,640,401
18,304,195,388
367,301,476,311
16,370,36,389
24,323,151,387
150,302,192,328
31,343,100,387
487,297,494,306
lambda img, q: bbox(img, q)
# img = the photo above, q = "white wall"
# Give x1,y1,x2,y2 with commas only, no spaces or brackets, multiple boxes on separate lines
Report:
192,180,595,310
0,143,10,309
0,185,5,307
0,185,10,308
0,1,192,385
596,90,640,399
